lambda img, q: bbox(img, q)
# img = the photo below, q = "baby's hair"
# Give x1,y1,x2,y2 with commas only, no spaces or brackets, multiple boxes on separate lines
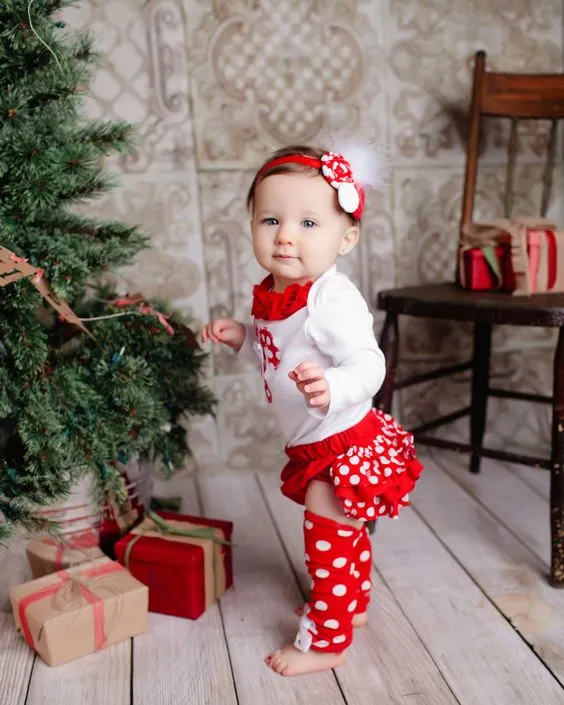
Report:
247,144,360,224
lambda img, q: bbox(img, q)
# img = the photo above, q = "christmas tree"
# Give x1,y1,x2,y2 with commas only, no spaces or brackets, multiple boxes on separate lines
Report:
0,0,215,541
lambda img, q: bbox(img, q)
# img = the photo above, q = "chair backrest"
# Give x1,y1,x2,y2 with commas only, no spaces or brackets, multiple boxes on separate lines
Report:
460,51,564,240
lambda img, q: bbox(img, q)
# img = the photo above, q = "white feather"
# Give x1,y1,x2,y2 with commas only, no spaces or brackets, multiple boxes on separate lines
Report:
325,133,389,192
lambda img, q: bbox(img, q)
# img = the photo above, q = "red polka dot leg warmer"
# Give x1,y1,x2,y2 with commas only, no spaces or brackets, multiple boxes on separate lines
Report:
352,526,372,613
294,510,363,653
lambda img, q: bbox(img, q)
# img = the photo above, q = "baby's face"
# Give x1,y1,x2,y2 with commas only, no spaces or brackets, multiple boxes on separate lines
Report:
251,172,357,292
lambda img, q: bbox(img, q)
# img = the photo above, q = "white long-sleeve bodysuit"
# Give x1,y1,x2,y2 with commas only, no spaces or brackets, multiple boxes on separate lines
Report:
239,266,387,448
239,267,421,657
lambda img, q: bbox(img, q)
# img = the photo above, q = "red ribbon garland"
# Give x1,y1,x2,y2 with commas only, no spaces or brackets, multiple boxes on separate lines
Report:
111,295,174,335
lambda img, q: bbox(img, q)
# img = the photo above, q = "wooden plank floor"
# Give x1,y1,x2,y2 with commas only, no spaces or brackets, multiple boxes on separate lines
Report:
1,451,564,705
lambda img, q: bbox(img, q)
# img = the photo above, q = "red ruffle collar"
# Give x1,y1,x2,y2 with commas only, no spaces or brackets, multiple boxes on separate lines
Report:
251,275,312,321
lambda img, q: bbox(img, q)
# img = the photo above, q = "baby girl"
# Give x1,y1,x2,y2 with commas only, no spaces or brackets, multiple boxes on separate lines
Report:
202,140,423,676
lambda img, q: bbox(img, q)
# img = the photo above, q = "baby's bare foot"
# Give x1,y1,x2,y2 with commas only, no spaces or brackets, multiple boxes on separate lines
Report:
265,644,346,677
352,611,368,628
295,605,368,628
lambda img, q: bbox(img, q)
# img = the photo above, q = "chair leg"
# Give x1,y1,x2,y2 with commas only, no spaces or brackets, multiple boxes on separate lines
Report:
550,327,564,587
374,312,399,414
469,323,492,474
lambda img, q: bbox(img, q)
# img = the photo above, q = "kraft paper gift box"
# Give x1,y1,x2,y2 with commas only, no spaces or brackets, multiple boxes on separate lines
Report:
114,511,233,620
26,528,104,579
10,556,148,666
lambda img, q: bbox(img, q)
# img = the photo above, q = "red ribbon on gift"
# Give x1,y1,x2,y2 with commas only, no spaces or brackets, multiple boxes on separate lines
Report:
42,529,99,570
526,229,557,293
547,231,557,290
18,561,123,651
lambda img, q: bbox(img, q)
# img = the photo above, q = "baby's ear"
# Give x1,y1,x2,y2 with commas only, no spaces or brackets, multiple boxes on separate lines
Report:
339,225,360,256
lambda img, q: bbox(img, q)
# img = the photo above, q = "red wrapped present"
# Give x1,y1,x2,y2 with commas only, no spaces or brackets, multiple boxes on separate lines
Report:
460,243,515,291
460,218,564,295
99,466,144,559
99,496,142,559
114,511,233,620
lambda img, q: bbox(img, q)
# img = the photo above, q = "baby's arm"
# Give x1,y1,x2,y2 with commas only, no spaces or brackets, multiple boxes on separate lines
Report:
237,323,259,362
300,276,386,415
201,318,258,363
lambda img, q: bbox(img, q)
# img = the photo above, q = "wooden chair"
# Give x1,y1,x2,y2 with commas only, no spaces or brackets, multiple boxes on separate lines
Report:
374,50,564,587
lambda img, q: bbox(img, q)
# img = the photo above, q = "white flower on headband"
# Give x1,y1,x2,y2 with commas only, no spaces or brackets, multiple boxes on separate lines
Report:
320,135,389,219
321,152,361,217
329,135,388,191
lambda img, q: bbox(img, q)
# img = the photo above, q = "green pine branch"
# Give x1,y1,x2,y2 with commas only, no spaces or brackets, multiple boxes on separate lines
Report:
0,0,216,541
77,121,139,156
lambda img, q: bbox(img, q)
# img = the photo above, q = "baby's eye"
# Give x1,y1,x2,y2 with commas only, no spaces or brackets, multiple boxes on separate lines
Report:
302,219,317,229
262,217,278,226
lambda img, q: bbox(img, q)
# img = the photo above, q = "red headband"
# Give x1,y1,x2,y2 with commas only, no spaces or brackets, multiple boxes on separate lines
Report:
256,155,322,179
256,152,365,219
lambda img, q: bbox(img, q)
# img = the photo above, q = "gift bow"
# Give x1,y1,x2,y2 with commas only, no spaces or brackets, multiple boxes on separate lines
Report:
461,217,555,247
42,529,99,570
18,561,124,652
123,511,231,602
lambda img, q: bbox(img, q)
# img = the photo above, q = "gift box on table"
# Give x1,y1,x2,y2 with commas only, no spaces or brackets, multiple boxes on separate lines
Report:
460,218,564,294
26,528,104,579
460,243,515,291
114,511,233,620
10,556,148,666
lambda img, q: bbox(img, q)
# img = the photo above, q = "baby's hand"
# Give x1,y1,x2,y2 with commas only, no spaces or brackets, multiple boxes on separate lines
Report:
289,360,330,412
200,318,246,351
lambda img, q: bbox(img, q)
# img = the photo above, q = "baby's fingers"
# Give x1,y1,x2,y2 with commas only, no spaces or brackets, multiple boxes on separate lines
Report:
200,325,211,343
295,363,324,382
309,391,330,407
304,379,328,394
201,323,220,345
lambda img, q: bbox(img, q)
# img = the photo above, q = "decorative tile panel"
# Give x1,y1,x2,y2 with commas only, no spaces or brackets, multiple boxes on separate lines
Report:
80,175,209,322
65,0,194,173
59,0,564,473
187,0,387,167
213,373,285,473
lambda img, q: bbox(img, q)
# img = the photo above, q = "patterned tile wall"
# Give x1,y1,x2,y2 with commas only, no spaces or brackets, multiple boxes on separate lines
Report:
64,0,563,474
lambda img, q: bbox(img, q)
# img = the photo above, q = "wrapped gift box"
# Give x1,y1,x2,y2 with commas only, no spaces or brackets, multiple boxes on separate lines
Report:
26,529,104,579
10,557,148,666
460,219,564,295
99,472,144,559
461,244,515,291
99,497,142,559
114,511,233,620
